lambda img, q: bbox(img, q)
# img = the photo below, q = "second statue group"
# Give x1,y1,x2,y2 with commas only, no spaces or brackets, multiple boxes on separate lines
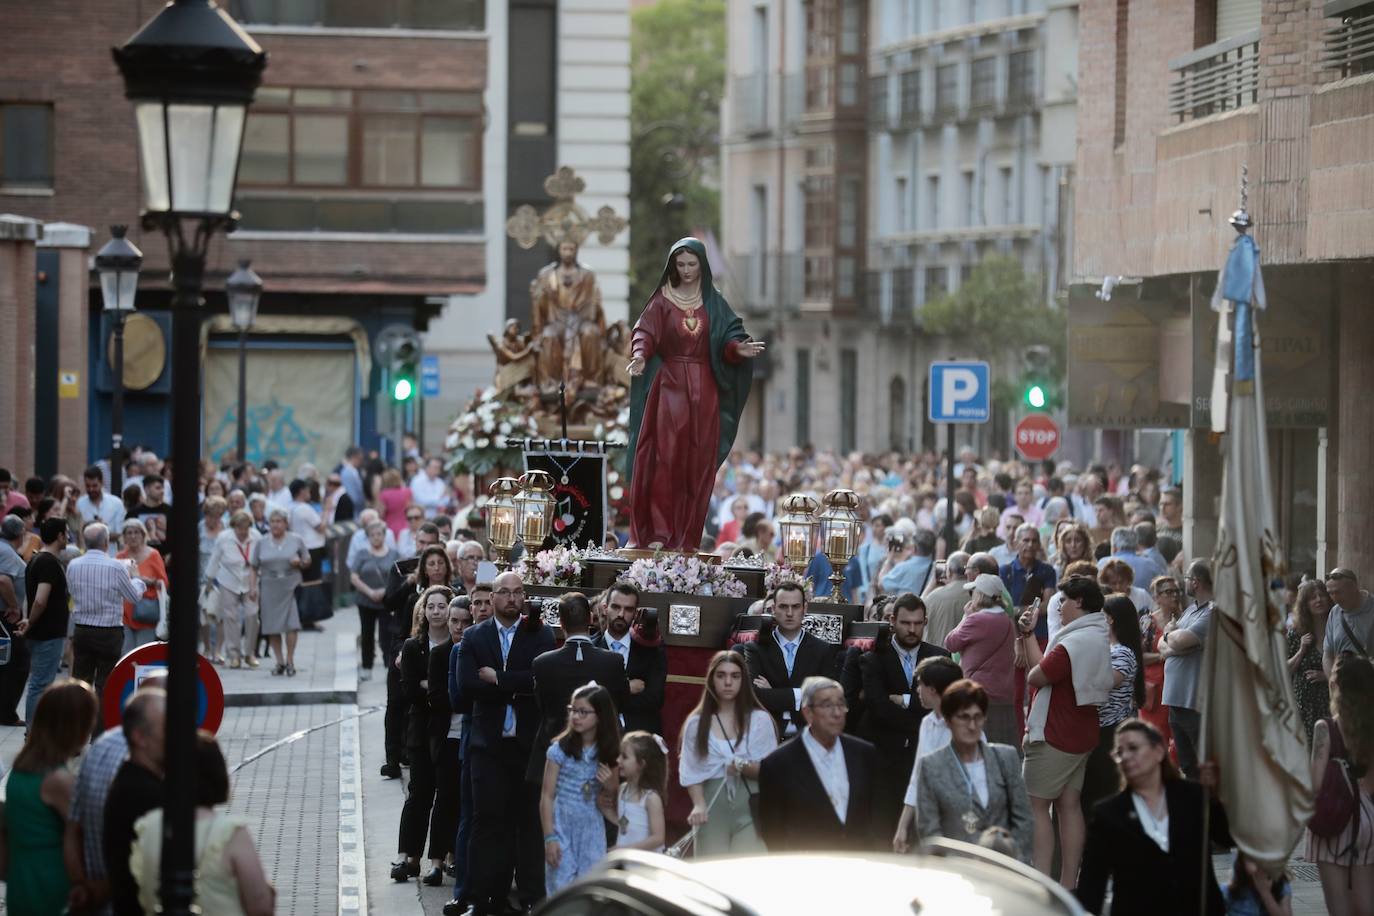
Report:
626,238,766,552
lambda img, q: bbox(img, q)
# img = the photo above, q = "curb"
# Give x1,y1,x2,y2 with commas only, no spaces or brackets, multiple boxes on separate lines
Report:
223,632,359,707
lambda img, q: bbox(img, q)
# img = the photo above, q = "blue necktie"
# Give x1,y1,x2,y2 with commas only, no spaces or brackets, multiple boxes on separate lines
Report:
500,626,516,735
783,641,797,676
611,640,627,666
899,650,915,686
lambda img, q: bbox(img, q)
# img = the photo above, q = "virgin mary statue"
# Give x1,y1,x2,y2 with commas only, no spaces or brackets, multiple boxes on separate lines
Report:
625,238,765,551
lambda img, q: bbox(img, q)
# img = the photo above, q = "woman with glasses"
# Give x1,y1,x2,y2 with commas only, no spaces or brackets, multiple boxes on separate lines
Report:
913,679,1033,862
1288,580,1333,744
1139,575,1182,751
1076,718,1231,916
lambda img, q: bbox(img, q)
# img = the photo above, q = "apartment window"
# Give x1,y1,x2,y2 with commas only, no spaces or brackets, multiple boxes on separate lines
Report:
840,0,862,54
892,266,913,311
1008,50,1035,104
895,176,909,231
840,348,858,453
999,166,1014,224
924,266,948,302
935,63,959,115
804,176,834,248
926,175,940,230
837,256,856,299
838,176,860,247
1113,0,1128,145
962,170,976,226
751,184,769,299
796,348,812,445
839,64,860,107
869,74,889,127
240,87,482,190
805,256,833,300
0,103,54,189
971,57,997,108
806,0,836,111
228,0,485,30
960,263,975,285
899,70,921,124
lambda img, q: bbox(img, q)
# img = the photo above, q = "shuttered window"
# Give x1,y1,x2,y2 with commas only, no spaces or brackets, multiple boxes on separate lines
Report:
1215,0,1261,41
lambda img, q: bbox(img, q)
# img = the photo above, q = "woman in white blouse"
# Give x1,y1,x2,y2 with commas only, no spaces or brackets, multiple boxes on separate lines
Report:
679,650,778,856
204,511,261,669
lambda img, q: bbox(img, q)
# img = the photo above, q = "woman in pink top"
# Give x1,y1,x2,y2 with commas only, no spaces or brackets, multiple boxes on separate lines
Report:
944,573,1019,747
377,468,413,536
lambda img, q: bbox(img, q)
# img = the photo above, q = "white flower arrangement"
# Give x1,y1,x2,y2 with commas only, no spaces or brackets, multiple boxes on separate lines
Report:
622,553,748,598
445,388,540,475
515,545,586,587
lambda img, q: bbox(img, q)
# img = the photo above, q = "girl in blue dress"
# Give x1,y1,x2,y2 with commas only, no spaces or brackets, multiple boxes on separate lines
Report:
541,682,621,894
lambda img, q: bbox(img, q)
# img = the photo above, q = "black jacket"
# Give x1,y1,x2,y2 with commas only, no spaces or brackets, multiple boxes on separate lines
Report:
401,634,452,748
426,637,455,744
858,639,952,758
1075,779,1232,916
456,615,556,754
739,627,841,733
591,631,668,734
526,637,628,783
756,732,880,853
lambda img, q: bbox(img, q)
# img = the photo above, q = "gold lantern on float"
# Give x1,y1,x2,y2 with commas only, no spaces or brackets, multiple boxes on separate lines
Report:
515,470,557,552
486,477,521,569
818,489,862,603
775,493,820,576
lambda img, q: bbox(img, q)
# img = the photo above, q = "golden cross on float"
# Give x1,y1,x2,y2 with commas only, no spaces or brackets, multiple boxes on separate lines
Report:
504,166,629,250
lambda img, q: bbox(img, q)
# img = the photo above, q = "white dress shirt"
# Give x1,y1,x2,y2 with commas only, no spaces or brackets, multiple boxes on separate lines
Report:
77,491,126,533
409,471,447,518
800,727,850,824
605,633,631,667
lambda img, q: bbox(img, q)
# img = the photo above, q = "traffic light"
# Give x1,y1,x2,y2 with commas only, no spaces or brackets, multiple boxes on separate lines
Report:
376,324,421,404
392,373,415,402
1020,344,1054,412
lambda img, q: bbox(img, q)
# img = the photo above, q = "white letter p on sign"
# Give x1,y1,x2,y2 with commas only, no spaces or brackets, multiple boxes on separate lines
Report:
943,368,978,413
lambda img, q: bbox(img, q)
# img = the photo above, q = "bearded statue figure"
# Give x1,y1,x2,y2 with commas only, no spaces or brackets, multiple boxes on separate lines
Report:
531,239,606,400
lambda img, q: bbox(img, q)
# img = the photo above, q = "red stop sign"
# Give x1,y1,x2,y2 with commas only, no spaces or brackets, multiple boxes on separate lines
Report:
1015,414,1061,461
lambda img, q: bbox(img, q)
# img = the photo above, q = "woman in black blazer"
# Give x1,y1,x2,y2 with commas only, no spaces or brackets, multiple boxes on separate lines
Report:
1075,718,1232,915
394,584,455,884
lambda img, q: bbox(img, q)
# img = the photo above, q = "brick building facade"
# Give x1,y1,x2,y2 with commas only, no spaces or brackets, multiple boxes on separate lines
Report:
1073,0,1374,576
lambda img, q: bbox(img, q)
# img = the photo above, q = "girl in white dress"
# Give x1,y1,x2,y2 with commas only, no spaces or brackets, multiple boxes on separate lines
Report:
603,731,668,853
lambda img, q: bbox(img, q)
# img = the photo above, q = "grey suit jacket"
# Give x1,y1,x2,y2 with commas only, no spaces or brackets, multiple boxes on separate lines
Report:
914,742,1033,862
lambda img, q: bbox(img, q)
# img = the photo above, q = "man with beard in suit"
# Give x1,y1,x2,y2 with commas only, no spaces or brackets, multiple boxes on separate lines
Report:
526,591,628,785
757,677,879,852
858,592,952,833
456,571,555,915
741,583,841,738
590,581,666,734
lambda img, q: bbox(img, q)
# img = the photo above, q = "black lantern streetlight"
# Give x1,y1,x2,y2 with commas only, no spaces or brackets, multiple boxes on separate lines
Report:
112,3,266,913
226,259,262,463
94,225,143,498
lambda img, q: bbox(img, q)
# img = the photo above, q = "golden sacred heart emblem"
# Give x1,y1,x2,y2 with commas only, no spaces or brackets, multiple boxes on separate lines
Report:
683,315,699,334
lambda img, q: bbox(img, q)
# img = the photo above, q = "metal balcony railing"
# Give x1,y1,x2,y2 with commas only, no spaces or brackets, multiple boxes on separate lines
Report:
1322,2,1374,78
727,73,806,137
723,253,804,317
1168,29,1260,122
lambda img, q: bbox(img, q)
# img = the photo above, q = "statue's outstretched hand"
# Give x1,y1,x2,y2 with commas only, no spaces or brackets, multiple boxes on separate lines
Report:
627,356,645,376
738,337,766,358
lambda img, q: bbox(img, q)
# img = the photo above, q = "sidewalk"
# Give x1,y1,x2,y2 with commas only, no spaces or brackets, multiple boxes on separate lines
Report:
218,619,359,706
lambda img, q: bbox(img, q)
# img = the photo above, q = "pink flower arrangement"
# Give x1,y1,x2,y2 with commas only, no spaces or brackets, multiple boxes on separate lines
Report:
515,545,586,587
763,563,815,599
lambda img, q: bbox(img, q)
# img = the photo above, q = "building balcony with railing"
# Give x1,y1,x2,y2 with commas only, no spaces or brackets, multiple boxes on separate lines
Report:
1168,28,1260,123
1322,0,1374,78
725,71,805,139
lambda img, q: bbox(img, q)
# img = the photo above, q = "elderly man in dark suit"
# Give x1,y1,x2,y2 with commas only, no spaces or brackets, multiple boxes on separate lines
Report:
740,583,841,738
526,591,628,784
757,676,879,852
456,570,555,915
590,581,667,734
858,592,952,832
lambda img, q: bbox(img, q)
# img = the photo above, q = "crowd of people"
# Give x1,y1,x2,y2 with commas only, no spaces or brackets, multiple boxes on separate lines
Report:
2,440,1373,915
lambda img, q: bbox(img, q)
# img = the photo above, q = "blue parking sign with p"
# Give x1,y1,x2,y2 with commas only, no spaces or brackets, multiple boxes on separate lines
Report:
928,361,991,423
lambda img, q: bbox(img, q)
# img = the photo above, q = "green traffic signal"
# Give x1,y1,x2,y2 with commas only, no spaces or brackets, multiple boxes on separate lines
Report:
392,376,414,401
1025,384,1047,410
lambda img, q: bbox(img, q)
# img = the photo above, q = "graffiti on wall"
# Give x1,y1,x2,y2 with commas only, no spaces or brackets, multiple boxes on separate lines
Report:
204,398,324,468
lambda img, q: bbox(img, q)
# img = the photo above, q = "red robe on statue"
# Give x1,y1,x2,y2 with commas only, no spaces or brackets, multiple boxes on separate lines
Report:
628,293,743,550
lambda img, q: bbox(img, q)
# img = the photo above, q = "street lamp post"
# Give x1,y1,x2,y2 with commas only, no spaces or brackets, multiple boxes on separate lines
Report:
94,226,143,498
226,260,262,463
112,3,265,913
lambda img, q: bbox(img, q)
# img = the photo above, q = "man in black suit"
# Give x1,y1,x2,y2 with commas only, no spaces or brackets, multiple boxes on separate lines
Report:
590,581,667,734
456,570,555,915
757,676,879,852
740,583,841,738
858,592,952,831
526,591,628,784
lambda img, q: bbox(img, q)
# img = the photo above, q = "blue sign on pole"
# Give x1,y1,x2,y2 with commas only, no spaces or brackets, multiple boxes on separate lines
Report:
420,355,440,399
928,361,991,423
